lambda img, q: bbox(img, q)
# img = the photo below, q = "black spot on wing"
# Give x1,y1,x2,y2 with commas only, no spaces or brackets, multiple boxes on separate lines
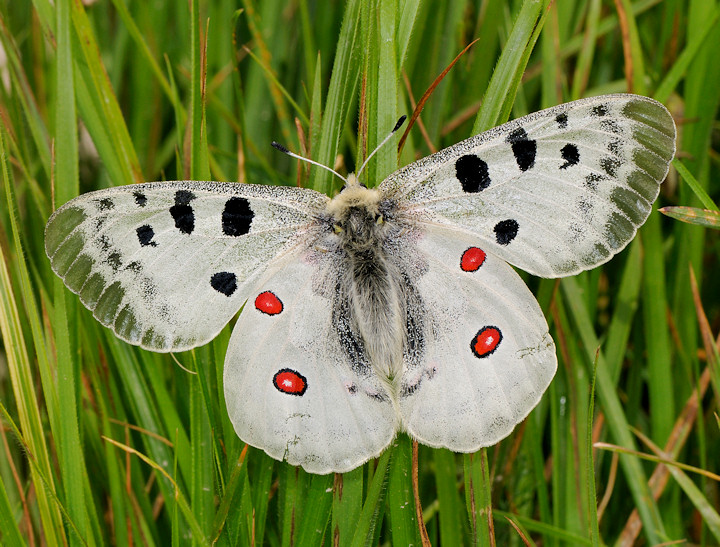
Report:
555,112,568,128
98,235,111,252
125,261,142,273
455,154,491,193
170,190,195,234
560,143,580,169
608,139,622,156
506,127,537,171
133,192,147,207
577,198,593,217
136,225,157,247
98,198,114,211
601,119,623,134
210,271,237,296
106,252,122,272
494,219,519,245
592,104,609,117
585,173,604,191
222,197,254,236
569,222,585,242
600,157,622,178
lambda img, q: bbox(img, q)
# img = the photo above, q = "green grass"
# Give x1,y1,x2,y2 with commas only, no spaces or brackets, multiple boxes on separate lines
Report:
1,0,719,545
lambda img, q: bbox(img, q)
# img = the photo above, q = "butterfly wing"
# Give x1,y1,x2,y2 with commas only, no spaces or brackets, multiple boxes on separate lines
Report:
397,226,556,450
223,244,398,474
45,181,328,351
381,94,675,277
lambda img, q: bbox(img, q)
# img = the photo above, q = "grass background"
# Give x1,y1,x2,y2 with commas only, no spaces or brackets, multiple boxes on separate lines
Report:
1,0,719,545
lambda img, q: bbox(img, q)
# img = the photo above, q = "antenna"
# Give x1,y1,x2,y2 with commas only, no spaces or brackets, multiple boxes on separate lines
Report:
356,115,407,180
271,114,406,185
271,142,349,185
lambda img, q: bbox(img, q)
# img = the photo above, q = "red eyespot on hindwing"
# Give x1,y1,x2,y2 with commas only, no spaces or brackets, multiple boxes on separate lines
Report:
255,291,283,315
273,368,307,396
471,326,502,358
460,247,487,272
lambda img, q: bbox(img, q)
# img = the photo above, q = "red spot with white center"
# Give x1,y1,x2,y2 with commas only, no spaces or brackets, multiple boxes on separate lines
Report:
273,368,307,396
471,326,502,358
460,247,487,272
255,291,283,315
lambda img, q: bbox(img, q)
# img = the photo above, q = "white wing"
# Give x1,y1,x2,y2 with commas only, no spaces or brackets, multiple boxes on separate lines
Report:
45,181,328,351
223,245,397,474
397,226,557,450
381,94,675,277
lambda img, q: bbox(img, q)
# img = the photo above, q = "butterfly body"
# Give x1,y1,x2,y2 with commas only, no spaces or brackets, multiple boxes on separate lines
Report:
46,94,676,473
323,175,415,384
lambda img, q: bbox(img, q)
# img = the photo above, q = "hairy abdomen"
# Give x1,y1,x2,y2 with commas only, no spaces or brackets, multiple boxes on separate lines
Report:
345,248,406,383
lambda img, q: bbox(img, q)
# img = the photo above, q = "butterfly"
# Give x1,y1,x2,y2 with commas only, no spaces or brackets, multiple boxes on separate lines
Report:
45,94,676,474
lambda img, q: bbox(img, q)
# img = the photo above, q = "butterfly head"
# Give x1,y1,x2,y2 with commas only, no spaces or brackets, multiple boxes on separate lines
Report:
326,174,388,248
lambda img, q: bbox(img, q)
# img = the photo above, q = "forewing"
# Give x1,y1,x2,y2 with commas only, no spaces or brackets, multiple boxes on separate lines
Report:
381,94,675,277
223,246,398,474
399,226,557,450
45,181,328,351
